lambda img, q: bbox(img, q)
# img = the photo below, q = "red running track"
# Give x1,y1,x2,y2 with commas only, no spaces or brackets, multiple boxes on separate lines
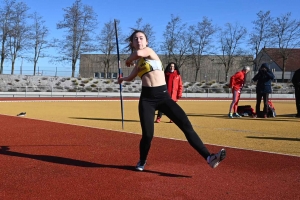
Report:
0,115,299,200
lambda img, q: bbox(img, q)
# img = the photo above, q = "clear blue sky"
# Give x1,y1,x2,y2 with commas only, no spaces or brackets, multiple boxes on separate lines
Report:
6,0,300,76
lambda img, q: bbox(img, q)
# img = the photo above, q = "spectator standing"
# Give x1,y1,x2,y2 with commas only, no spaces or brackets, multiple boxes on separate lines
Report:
155,62,183,123
228,66,251,118
252,63,275,118
292,68,300,117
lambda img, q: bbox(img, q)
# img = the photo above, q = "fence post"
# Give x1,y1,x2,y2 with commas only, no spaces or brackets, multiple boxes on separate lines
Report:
25,86,27,97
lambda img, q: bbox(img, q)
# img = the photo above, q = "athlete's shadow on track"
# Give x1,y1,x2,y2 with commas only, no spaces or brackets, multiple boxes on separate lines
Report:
186,113,224,117
186,113,300,122
70,117,140,122
246,136,300,141
0,146,191,178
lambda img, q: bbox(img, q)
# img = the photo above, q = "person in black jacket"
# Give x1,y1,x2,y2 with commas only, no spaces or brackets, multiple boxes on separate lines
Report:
252,63,275,118
292,68,300,117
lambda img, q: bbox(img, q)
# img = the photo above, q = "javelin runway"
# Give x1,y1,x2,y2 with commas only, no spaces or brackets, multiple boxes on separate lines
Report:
0,98,299,199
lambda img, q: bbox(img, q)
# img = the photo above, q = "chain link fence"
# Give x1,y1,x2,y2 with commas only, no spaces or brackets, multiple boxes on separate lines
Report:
0,85,295,96
1,69,78,78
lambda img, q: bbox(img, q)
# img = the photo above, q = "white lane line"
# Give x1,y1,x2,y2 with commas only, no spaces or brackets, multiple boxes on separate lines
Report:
0,99,293,103
1,113,299,158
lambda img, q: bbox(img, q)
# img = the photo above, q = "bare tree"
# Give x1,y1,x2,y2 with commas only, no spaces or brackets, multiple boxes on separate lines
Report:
216,23,247,81
6,1,30,74
56,0,97,77
270,12,300,81
249,11,272,72
188,17,217,81
96,19,121,78
161,15,190,67
0,0,15,74
29,12,49,75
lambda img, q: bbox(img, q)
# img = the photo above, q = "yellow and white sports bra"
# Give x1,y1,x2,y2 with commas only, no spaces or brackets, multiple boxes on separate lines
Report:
137,58,164,78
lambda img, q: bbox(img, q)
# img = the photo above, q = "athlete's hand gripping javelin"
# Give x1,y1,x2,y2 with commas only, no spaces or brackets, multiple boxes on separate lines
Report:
118,61,138,84
125,58,135,67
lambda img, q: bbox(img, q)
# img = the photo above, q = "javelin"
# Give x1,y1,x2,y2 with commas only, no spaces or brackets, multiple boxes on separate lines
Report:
114,19,124,129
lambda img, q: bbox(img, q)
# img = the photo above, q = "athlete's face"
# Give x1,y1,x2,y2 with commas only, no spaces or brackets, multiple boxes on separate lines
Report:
169,64,175,72
132,32,148,50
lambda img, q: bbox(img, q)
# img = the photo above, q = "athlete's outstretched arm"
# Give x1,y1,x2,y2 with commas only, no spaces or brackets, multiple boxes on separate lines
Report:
118,65,138,84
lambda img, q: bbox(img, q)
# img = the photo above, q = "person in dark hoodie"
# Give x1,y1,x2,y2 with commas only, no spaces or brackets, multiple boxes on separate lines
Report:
252,63,275,118
292,68,300,117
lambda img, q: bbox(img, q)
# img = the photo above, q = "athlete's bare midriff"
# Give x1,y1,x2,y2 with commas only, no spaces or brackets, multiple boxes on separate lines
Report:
141,70,166,87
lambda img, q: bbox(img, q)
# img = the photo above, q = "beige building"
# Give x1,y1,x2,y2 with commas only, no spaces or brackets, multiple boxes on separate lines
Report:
79,54,253,83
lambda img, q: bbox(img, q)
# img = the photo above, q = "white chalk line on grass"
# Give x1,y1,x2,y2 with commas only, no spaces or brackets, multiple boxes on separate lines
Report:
1,113,299,158
0,99,294,103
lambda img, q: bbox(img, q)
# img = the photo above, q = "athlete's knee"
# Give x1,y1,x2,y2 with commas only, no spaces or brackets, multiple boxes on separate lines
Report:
141,133,153,144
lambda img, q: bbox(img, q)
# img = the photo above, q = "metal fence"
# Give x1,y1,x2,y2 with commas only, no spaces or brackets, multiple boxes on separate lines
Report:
0,85,295,99
1,69,78,78
118,68,237,83
2,68,237,83
2,68,293,84
120,68,292,83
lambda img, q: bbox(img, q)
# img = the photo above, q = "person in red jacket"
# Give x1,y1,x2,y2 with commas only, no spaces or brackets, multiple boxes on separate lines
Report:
155,62,183,123
228,66,250,118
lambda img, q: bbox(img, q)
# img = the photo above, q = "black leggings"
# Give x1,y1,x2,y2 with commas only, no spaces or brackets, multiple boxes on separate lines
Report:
295,87,300,114
256,93,269,115
138,85,211,161
157,110,163,119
